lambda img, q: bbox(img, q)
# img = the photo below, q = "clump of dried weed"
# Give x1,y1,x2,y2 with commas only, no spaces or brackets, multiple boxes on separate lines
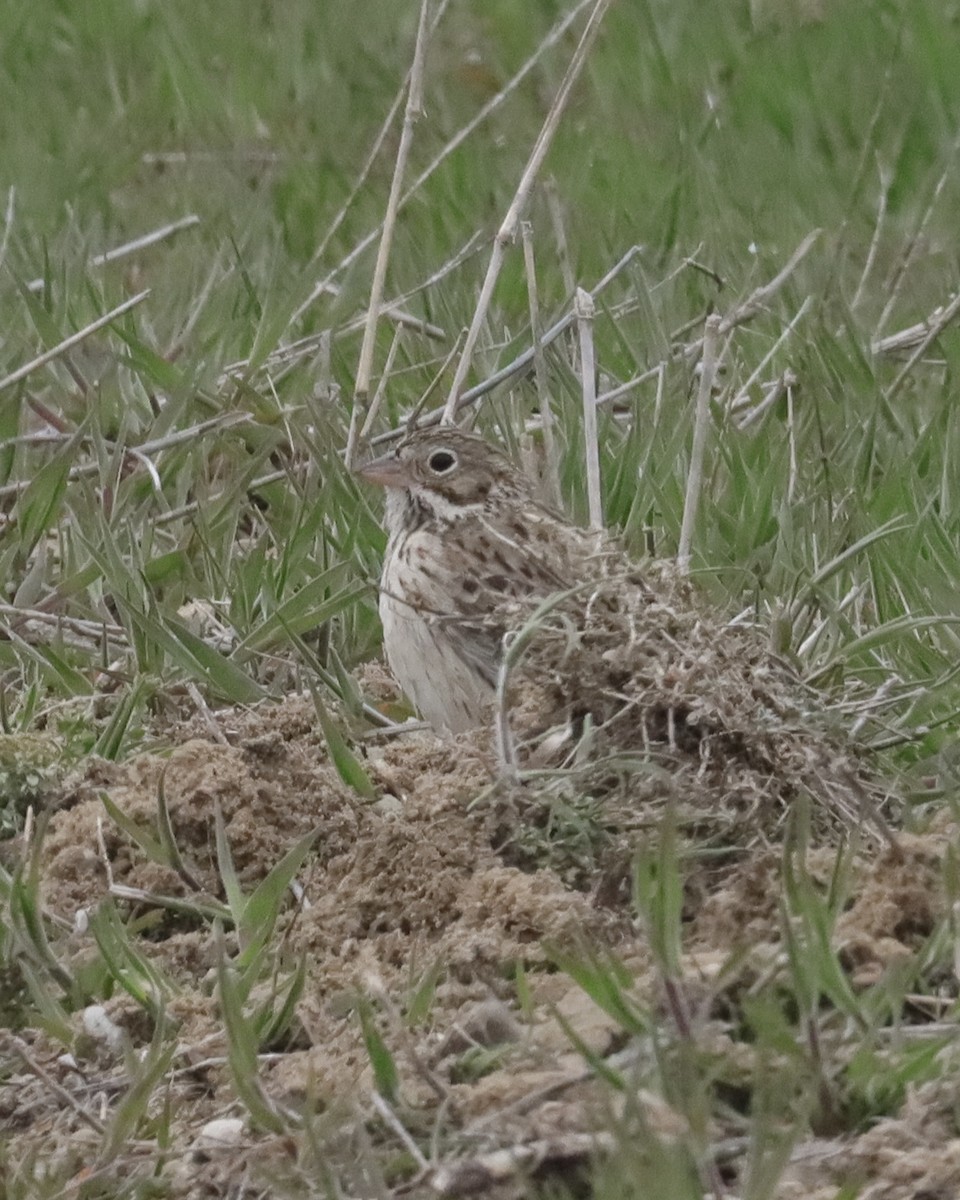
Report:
495,561,897,851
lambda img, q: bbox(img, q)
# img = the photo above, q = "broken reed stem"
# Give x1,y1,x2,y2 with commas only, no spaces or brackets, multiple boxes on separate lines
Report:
441,0,613,422
521,220,560,507
348,0,431,467
678,314,721,574
883,288,960,401
0,290,151,393
576,287,603,529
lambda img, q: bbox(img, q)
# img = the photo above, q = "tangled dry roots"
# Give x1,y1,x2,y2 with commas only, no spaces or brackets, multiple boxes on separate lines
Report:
494,560,896,846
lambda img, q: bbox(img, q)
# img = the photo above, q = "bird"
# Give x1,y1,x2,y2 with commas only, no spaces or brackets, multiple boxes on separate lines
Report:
356,427,895,841
355,427,605,733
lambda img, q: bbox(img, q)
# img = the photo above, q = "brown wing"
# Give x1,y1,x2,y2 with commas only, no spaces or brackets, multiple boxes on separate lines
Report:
435,508,595,686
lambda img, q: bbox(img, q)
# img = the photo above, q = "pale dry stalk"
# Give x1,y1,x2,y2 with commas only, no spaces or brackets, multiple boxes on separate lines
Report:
441,0,614,422
348,0,432,467
0,290,151,393
875,151,955,337
520,220,560,506
728,295,813,413
290,0,594,328
371,245,642,444
678,313,721,573
884,289,960,401
576,286,603,529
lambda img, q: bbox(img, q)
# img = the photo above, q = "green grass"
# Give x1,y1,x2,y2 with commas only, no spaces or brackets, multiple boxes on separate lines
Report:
3,0,960,1195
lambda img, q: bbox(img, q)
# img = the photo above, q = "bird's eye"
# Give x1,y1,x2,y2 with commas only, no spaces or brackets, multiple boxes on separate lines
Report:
427,449,457,474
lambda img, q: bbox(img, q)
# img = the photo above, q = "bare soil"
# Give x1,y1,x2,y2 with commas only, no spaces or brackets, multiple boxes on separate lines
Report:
0,684,955,1198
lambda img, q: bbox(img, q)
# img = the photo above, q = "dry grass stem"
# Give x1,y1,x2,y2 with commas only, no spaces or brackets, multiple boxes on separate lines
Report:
155,468,292,525
366,976,449,1103
733,370,797,430
236,234,480,384
786,375,799,502
372,244,642,444
230,236,473,391
25,215,200,294
287,0,452,328
140,149,281,165
3,1034,107,1136
432,1132,618,1196
728,296,813,413
336,283,448,340
165,254,229,359
717,229,820,336
293,0,594,326
401,329,468,433
300,82,406,281
370,1091,430,1173
494,646,520,782
596,366,663,407
670,232,821,372
678,313,721,573
0,413,252,501
875,152,954,337
370,228,486,311
0,186,14,274
0,289,151,393
520,220,560,506
441,0,613,421
359,328,404,440
0,602,125,639
851,163,892,311
576,286,603,529
544,176,576,296
220,300,441,388
136,413,254,456
349,0,432,466
881,290,960,399
186,681,230,745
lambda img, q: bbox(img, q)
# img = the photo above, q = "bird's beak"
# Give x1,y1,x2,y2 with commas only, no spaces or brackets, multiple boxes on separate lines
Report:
354,451,410,489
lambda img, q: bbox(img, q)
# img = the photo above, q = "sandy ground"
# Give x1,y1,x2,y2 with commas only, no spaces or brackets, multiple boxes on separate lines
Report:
0,674,955,1198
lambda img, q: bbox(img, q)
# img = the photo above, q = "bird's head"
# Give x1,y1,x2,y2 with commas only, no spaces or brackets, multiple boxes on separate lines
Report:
356,428,527,522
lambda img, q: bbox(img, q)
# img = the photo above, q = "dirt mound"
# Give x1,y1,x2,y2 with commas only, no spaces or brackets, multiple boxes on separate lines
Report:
0,688,953,1198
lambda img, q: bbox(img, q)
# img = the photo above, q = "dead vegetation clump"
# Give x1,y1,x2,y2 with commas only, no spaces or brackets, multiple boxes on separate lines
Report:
496,559,897,846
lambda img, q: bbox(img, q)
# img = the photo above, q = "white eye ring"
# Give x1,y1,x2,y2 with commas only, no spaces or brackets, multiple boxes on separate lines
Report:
427,449,458,474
